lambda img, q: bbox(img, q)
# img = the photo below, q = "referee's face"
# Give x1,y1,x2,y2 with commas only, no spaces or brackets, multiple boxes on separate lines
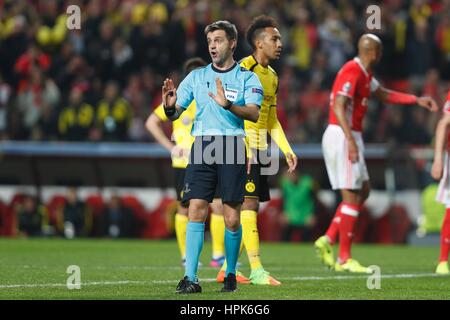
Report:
207,30,234,67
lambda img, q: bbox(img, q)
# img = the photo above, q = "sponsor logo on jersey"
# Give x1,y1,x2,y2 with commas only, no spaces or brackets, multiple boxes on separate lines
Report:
342,82,352,93
245,181,256,193
445,101,450,112
225,88,239,102
252,88,264,95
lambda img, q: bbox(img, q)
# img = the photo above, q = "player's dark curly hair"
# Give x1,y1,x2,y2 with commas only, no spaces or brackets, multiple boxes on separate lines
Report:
246,15,278,50
183,57,207,75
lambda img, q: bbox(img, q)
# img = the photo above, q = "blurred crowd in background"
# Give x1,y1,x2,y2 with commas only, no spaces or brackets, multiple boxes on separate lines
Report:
0,0,449,146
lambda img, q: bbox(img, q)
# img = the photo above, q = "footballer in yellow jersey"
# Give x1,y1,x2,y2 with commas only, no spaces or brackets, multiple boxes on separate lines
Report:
217,15,297,286
152,101,195,169
146,58,226,268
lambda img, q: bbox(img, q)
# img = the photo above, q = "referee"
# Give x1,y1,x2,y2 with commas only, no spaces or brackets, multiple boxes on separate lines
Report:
162,20,263,294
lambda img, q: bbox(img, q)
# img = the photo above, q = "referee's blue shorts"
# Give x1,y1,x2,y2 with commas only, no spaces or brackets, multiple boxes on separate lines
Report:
181,135,246,204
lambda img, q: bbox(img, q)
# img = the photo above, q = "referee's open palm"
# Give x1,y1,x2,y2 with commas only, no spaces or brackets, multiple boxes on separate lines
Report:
208,78,228,107
162,78,177,109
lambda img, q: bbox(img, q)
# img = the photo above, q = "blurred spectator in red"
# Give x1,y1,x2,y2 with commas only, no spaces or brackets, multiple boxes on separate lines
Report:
14,43,51,92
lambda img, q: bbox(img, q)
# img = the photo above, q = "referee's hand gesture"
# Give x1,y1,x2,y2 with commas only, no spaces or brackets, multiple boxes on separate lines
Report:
162,78,177,109
208,78,228,107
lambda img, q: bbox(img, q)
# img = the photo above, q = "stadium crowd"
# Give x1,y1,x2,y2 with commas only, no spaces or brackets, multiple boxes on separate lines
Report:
0,0,449,145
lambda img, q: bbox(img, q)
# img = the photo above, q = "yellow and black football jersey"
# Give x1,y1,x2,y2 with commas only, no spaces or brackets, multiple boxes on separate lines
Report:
153,102,196,168
240,55,293,155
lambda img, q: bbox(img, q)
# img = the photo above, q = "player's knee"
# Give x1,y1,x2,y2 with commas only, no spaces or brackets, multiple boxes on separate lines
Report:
223,215,240,231
242,197,259,211
210,198,224,215
188,200,209,221
178,205,188,216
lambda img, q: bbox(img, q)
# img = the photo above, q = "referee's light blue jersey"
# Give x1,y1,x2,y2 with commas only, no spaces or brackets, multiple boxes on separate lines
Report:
176,62,263,136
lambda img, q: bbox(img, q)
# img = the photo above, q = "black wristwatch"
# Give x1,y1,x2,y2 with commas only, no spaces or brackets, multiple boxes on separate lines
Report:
164,105,176,117
223,100,233,110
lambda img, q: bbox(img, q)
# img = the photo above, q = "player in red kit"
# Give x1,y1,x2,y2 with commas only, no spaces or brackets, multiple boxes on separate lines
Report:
315,34,438,273
431,90,450,275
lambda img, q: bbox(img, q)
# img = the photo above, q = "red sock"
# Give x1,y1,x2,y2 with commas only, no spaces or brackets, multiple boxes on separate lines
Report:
439,209,450,262
325,204,342,244
338,202,359,263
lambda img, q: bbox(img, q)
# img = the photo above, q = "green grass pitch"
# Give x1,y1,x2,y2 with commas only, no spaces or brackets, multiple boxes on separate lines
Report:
0,238,449,300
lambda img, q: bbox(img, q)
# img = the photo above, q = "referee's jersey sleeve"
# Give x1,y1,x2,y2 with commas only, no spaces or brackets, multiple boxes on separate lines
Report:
244,72,264,108
176,71,195,110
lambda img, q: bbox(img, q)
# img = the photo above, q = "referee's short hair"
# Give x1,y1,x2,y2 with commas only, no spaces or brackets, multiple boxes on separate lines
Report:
246,15,278,50
204,20,238,49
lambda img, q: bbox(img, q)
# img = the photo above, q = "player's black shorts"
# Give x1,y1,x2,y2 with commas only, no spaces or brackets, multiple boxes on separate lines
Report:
175,167,220,202
181,135,246,204
244,149,271,202
174,168,187,202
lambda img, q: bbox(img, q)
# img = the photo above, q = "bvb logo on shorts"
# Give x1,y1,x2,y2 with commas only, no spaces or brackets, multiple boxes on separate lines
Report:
245,181,256,193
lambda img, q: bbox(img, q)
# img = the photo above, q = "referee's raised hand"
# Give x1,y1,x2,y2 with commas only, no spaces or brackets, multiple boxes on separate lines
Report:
208,78,228,107
162,78,177,109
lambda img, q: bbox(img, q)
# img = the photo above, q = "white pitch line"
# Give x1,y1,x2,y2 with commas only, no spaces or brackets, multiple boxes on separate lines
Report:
0,273,442,289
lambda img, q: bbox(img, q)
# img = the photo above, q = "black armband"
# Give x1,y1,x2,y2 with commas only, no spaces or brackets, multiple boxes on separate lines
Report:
164,106,176,117
223,100,233,110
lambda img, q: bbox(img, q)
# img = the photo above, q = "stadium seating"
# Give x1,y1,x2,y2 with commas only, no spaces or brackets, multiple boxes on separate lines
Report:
46,194,66,231
85,194,105,237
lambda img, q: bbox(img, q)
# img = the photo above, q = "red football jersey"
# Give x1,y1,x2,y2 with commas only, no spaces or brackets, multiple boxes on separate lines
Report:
444,90,450,114
328,57,379,132
443,90,450,149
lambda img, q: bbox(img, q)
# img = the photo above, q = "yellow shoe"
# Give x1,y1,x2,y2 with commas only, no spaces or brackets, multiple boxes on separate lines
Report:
314,236,334,268
334,259,374,274
249,268,281,286
436,262,449,275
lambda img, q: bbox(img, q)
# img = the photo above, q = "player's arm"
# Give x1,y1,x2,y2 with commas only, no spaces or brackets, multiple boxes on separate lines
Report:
333,94,359,163
208,77,260,122
373,86,438,112
267,106,297,173
162,78,184,121
431,112,450,180
227,104,260,123
145,107,175,153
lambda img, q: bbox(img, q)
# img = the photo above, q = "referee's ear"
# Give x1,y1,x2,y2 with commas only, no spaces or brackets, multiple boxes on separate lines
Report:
230,39,237,52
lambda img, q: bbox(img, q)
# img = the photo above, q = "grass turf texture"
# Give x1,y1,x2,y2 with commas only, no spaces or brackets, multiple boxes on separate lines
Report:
0,238,449,300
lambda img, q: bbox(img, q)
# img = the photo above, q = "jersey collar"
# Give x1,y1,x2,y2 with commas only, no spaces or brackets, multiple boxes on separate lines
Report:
353,57,369,77
250,55,269,73
211,61,237,73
